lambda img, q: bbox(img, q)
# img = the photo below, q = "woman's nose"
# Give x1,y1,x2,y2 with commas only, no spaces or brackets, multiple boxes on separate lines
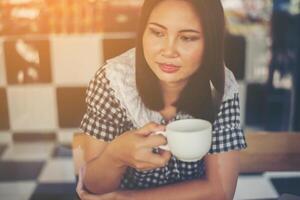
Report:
161,38,179,58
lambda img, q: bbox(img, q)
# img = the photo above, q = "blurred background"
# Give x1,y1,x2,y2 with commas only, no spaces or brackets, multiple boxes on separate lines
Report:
0,0,299,199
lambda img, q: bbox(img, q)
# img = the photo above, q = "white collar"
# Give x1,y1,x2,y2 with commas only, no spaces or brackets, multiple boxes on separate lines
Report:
105,48,239,128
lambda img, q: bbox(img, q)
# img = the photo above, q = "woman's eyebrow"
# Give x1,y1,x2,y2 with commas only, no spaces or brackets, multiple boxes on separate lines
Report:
179,29,201,34
148,22,167,29
148,22,201,34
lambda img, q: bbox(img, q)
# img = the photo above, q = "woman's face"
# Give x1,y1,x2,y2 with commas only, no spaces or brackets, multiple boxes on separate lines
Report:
143,0,204,87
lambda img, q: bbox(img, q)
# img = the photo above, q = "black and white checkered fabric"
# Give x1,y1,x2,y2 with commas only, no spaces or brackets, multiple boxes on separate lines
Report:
210,93,247,153
80,67,133,141
80,65,247,189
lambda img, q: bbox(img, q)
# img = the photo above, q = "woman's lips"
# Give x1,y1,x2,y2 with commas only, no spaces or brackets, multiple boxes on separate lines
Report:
157,63,180,73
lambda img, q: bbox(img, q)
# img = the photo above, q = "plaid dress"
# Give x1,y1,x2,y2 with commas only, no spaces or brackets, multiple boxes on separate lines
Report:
80,48,247,189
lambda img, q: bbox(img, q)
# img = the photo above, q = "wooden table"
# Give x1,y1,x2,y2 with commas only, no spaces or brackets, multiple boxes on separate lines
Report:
240,132,300,173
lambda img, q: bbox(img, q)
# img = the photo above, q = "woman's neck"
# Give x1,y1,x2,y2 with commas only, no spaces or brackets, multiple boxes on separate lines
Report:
159,80,188,121
160,80,188,107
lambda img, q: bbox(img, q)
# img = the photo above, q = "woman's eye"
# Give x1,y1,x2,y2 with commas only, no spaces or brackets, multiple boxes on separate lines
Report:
149,28,164,37
180,35,199,42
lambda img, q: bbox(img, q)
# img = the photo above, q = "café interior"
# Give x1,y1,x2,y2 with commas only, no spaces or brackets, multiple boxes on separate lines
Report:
0,0,300,199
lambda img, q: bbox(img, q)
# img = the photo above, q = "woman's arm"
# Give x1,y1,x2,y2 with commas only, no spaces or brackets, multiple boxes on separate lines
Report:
116,150,240,200
83,123,171,194
83,137,126,194
78,150,240,200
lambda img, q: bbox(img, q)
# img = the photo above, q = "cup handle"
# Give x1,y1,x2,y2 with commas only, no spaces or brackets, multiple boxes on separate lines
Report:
153,131,170,151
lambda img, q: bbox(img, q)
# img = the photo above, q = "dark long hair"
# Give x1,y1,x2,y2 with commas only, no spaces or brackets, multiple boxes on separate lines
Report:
136,0,225,122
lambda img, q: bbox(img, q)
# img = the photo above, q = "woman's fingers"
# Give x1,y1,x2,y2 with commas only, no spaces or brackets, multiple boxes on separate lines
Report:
143,134,167,148
133,131,170,170
136,122,165,136
112,122,170,171
148,152,171,166
160,149,172,161
132,149,171,170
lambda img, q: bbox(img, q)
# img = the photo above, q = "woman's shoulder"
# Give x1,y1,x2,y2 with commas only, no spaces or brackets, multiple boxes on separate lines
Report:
222,67,240,101
105,48,136,71
91,48,136,85
103,47,136,89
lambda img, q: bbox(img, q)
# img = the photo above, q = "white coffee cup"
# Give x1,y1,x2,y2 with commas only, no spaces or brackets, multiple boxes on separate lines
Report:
155,119,212,162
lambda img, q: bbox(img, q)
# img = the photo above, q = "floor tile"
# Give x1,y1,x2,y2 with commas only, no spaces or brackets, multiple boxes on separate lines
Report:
234,175,278,200
52,144,72,158
1,142,54,161
38,159,75,183
30,183,77,200
0,161,44,181
0,181,36,200
7,86,57,131
271,177,300,196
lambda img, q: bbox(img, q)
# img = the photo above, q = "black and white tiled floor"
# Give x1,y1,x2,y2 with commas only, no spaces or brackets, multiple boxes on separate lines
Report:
0,143,77,200
0,142,299,200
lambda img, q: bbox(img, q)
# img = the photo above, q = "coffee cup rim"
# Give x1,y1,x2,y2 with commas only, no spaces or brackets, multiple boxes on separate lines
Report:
166,118,212,133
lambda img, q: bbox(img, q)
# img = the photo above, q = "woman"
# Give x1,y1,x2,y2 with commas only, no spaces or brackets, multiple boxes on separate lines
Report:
78,0,247,199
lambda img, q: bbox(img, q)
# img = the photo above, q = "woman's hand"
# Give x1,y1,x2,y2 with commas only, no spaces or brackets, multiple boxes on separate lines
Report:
81,122,171,194
105,122,171,171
